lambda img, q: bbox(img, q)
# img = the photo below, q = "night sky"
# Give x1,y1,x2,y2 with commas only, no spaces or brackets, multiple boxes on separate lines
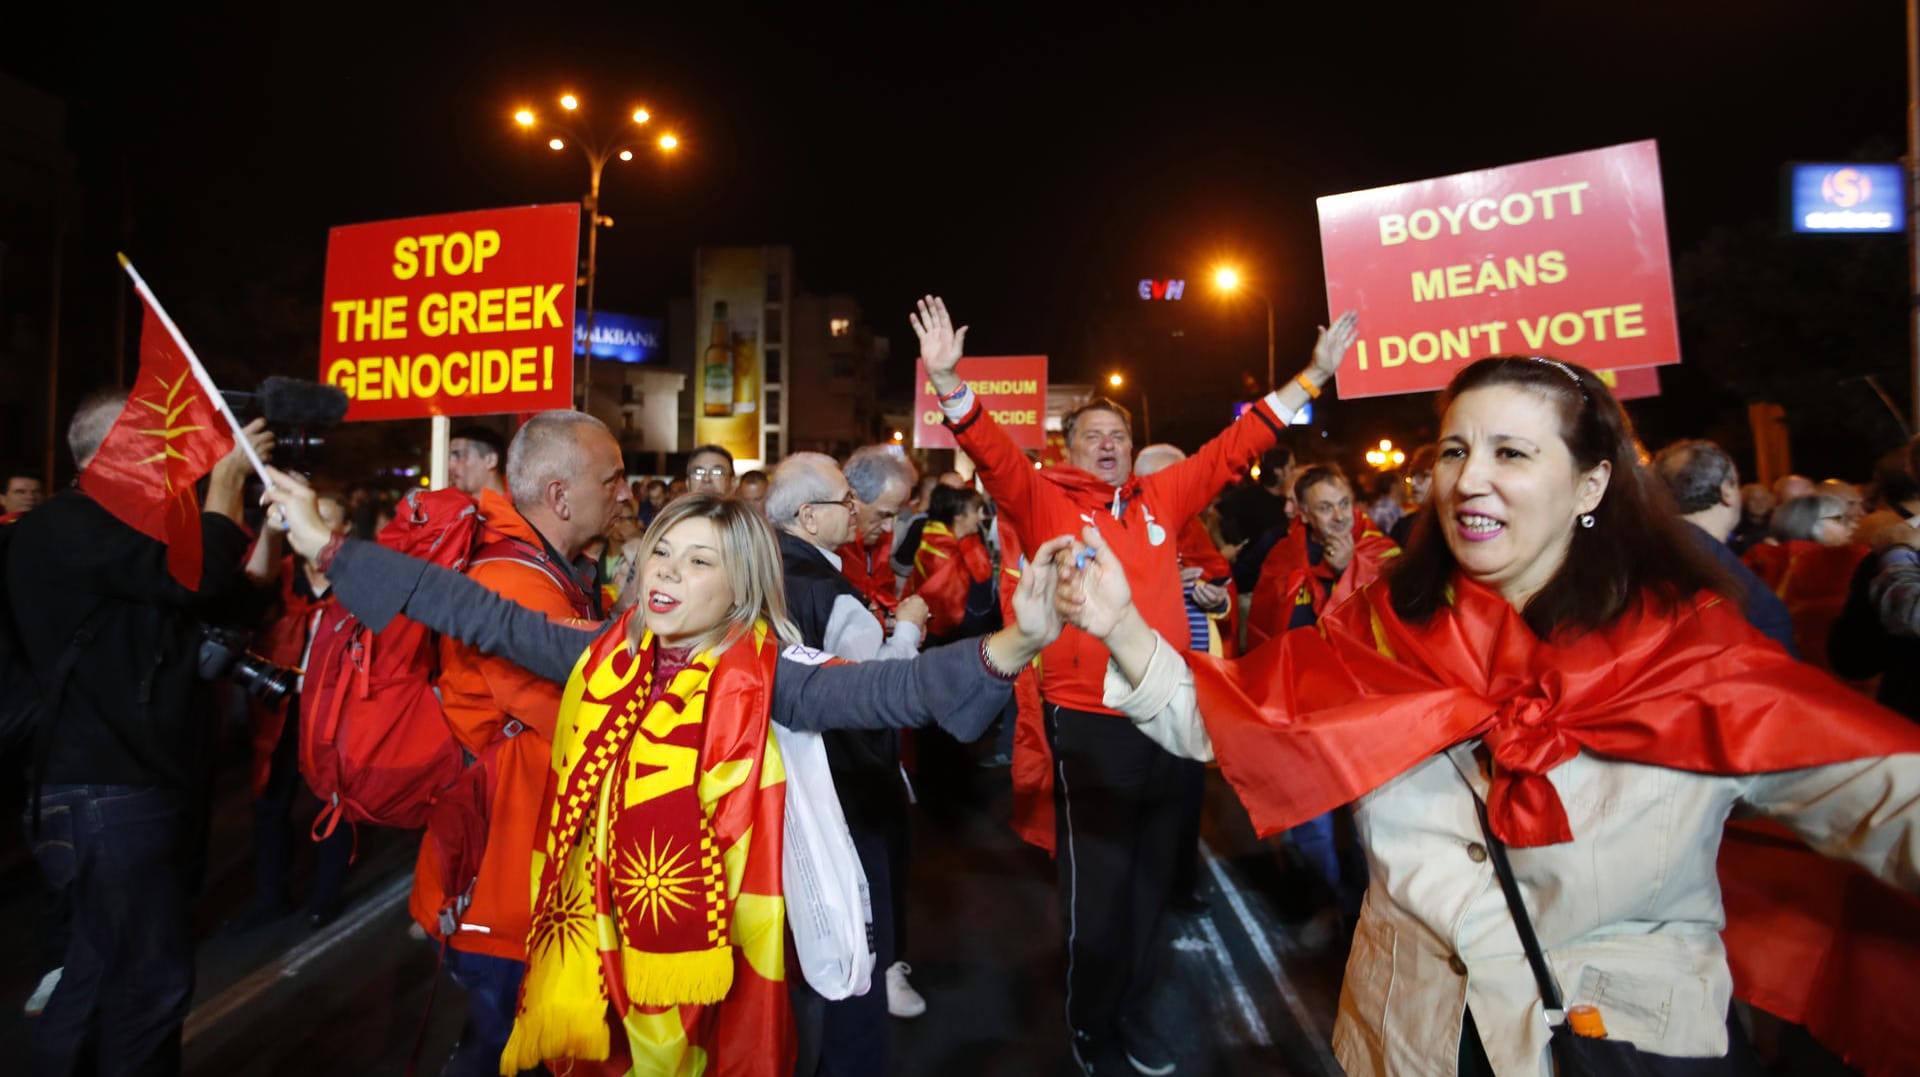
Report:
4,2,1907,470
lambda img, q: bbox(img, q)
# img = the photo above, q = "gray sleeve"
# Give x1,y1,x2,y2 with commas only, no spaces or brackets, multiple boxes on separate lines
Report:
327,539,606,684
772,636,1009,741
1871,549,1920,637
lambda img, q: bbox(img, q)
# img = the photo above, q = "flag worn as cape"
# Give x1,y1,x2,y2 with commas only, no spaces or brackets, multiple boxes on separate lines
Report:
77,301,233,589
1189,575,1920,848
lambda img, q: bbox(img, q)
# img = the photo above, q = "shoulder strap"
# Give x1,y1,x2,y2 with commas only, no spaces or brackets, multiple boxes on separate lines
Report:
1471,794,1567,1017
27,600,110,830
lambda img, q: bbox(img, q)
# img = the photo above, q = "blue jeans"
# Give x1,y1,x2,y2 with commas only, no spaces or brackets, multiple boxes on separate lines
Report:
441,948,530,1077
1288,808,1366,917
25,784,197,1077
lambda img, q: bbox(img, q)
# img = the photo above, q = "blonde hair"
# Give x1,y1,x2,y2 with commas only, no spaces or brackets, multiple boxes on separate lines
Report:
627,493,801,655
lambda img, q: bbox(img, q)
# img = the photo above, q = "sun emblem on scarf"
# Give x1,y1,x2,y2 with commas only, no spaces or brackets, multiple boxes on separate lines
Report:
530,869,595,965
614,832,700,932
131,370,209,493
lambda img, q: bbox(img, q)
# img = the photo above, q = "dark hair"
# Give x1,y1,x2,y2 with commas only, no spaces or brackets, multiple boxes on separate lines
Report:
449,424,507,465
1873,446,1920,510
1386,356,1738,639
1062,398,1132,444
738,469,769,486
1259,447,1294,488
689,444,734,466
1292,464,1351,508
1651,439,1738,515
927,483,984,526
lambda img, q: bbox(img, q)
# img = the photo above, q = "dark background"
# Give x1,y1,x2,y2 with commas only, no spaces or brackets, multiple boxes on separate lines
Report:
2,1,1911,481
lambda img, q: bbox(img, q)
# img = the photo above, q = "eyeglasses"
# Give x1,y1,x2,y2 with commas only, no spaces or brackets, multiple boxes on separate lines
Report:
690,467,730,480
807,492,858,513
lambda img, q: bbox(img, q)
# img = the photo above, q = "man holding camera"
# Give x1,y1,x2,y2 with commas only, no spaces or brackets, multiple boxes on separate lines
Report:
9,388,273,1077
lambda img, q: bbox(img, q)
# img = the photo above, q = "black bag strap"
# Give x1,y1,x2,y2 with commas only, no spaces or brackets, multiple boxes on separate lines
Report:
1471,793,1567,1017
27,601,109,829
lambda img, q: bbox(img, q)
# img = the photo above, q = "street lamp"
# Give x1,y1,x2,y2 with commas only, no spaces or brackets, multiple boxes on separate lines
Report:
1364,439,1406,470
512,93,676,412
1106,371,1151,443
1212,263,1276,393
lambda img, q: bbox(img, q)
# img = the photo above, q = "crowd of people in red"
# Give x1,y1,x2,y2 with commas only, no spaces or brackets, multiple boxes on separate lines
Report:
9,294,1920,1077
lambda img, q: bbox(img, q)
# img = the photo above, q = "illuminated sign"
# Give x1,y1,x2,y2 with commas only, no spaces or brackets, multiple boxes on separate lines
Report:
1235,400,1310,425
1137,278,1186,301
574,312,662,364
1788,164,1905,234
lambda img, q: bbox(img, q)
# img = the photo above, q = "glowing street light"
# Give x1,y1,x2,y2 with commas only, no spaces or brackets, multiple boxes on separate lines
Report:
507,92,687,411
1212,263,1276,393
1365,438,1406,469
1106,371,1149,441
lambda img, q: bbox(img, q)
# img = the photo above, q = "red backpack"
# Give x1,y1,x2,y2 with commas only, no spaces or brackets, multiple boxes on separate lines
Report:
301,488,482,835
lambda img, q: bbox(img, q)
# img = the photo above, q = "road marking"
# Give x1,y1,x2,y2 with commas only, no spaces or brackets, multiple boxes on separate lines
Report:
1201,841,1344,1076
183,873,414,1044
1192,914,1271,1046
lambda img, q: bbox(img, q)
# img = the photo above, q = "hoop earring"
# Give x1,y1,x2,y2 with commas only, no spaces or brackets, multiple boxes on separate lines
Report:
1579,513,1596,529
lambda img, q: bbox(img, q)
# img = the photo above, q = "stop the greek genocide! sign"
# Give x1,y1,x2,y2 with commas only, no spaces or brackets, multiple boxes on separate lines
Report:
1317,140,1680,399
321,204,580,421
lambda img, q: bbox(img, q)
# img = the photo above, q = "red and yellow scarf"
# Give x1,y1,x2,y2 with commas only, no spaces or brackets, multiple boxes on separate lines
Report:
502,613,793,1077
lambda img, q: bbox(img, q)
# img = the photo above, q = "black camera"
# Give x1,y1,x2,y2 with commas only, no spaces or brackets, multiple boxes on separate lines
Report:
197,627,297,708
221,377,350,468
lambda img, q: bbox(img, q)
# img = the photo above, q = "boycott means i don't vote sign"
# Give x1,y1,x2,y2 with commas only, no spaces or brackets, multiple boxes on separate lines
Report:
1318,140,1680,399
321,204,580,421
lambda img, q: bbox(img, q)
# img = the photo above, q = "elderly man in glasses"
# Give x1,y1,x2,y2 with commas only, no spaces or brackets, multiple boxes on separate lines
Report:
765,451,930,1075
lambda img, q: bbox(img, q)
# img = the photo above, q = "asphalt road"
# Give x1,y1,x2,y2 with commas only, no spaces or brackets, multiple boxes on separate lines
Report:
0,728,1858,1075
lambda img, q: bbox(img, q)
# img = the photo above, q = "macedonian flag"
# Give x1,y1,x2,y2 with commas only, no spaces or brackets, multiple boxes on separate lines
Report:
78,285,234,589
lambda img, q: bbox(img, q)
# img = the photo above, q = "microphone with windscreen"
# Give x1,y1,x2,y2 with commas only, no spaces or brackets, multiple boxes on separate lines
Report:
222,377,350,465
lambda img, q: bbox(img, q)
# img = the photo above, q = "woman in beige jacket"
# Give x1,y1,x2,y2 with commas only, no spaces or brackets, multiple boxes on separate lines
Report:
1056,356,1920,1076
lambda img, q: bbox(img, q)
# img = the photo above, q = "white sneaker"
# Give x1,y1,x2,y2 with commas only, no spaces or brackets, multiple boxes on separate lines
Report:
884,961,927,1018
23,967,61,1017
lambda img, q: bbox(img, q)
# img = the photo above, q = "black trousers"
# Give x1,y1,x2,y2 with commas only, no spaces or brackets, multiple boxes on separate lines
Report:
791,826,894,1077
1048,703,1203,1039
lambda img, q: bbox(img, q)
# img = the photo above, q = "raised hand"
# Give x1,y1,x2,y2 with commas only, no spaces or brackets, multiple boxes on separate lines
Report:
1056,525,1138,641
1324,528,1356,572
258,466,331,560
1010,535,1073,648
910,295,970,395
1308,310,1361,379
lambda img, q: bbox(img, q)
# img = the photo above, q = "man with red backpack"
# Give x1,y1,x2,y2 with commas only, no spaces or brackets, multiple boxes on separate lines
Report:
412,410,630,1077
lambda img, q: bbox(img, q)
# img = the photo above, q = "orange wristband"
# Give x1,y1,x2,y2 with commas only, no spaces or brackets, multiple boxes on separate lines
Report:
1293,372,1322,399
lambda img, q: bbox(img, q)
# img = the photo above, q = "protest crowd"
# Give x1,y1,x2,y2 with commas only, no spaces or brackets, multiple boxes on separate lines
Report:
8,289,1920,1077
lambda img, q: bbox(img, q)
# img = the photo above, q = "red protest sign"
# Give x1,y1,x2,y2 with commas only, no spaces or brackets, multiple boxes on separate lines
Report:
916,356,1047,450
1318,140,1679,399
321,204,580,421
1598,366,1660,401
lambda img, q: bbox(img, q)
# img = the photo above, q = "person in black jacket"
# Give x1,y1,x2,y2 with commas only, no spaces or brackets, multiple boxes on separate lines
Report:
10,389,273,1077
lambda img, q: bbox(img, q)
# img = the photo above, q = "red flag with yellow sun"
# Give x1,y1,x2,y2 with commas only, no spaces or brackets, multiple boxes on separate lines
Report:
78,286,234,589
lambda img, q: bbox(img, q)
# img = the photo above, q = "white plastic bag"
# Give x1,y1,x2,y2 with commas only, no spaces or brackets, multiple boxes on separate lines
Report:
770,722,875,1000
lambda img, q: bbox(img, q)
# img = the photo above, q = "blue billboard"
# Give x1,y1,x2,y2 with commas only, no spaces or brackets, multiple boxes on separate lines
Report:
1788,163,1905,234
575,312,663,363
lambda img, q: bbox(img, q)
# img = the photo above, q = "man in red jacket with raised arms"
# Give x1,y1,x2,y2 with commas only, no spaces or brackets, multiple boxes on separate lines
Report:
913,296,1356,1076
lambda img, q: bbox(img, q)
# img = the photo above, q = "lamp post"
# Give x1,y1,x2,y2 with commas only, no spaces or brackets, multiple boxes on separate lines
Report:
1108,372,1151,443
514,96,679,413
1212,265,1276,393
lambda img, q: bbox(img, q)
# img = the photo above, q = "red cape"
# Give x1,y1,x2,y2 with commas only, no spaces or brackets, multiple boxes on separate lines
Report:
1194,575,1920,1070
